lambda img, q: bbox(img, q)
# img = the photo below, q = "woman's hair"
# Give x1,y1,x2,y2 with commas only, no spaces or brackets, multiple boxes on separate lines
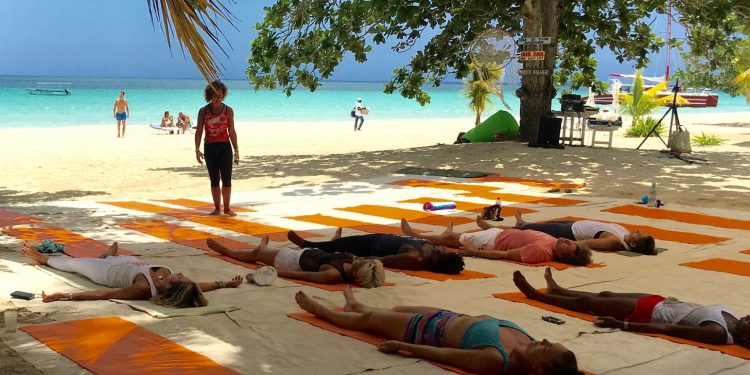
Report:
151,281,207,308
632,235,656,255
556,243,592,266
164,111,169,116
542,350,583,375
428,252,465,274
204,80,228,102
354,259,385,288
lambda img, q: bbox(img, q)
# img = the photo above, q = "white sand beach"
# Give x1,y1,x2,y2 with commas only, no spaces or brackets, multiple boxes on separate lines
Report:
2,111,750,374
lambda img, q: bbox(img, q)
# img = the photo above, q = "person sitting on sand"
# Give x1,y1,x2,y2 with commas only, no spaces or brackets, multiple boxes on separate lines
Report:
513,267,750,347
295,286,584,375
161,111,175,128
400,218,592,266
287,229,465,274
481,210,656,255
206,236,385,288
177,112,191,134
23,242,242,307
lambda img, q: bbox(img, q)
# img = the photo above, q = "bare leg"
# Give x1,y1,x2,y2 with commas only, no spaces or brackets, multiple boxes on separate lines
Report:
22,243,49,265
296,291,413,340
99,242,119,259
544,267,652,299
122,120,126,137
402,219,462,247
476,215,512,230
209,186,221,215
288,230,305,247
222,186,236,216
207,236,278,265
514,210,526,226
513,271,638,320
331,228,342,241
342,286,440,315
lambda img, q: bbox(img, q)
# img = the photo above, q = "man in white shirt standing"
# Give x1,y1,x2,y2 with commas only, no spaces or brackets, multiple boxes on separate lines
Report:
353,97,365,131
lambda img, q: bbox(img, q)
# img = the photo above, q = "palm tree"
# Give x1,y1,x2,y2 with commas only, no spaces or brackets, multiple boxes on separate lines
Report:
736,67,750,103
146,0,236,82
618,70,686,127
462,62,507,126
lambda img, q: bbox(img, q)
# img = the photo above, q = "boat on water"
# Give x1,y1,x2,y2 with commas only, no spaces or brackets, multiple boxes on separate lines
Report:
26,82,72,96
584,2,719,108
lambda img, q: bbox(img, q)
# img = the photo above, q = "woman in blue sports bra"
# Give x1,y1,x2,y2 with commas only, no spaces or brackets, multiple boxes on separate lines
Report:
295,286,583,375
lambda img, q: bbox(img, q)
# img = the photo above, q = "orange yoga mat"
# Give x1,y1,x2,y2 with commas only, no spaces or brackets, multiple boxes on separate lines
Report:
102,201,321,242
389,179,587,206
492,291,750,360
680,258,750,278
473,174,587,189
398,197,539,217
288,312,472,375
156,198,255,213
21,317,240,374
287,214,427,235
495,259,605,270
603,204,750,231
0,208,44,228
553,216,730,245
336,205,473,226
388,268,496,281
741,249,750,255
2,226,136,258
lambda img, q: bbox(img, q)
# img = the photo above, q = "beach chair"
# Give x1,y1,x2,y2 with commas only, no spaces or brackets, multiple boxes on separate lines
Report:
149,123,176,135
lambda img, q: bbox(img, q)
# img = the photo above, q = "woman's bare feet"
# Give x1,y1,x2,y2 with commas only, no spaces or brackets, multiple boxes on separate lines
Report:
343,285,365,313
208,210,221,216
257,235,270,250
287,230,306,247
514,210,526,226
295,291,325,317
513,270,542,299
331,227,343,241
22,243,49,265
207,238,231,255
400,218,416,236
224,209,237,217
100,242,119,258
441,221,454,237
476,215,492,230
543,267,565,295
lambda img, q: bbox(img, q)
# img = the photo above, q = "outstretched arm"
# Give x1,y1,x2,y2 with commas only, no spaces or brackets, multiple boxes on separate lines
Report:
43,285,149,302
197,275,243,292
594,317,728,344
460,248,521,261
378,252,422,270
378,340,502,375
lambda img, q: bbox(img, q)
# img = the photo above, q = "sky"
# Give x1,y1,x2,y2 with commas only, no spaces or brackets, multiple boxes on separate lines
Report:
0,1,682,83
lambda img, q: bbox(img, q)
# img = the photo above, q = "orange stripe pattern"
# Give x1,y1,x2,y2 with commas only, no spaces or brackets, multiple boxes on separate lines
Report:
21,317,240,374
398,197,539,216
287,214,426,235
336,205,473,226
3,227,136,258
156,198,255,213
0,208,44,228
553,216,729,245
603,204,750,231
680,258,750,278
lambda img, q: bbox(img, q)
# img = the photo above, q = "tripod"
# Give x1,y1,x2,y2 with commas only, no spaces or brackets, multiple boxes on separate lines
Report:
636,80,682,150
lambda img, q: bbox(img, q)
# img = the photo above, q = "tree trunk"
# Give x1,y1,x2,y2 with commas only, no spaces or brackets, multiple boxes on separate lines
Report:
516,0,561,142
475,112,481,126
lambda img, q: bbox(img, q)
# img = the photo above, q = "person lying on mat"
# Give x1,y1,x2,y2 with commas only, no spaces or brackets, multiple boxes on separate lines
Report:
480,210,656,255
287,228,465,274
23,242,242,307
206,236,385,288
295,286,583,375
401,218,592,266
514,267,750,347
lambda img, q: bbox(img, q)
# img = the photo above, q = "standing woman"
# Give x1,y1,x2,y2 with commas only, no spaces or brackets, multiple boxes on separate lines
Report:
195,81,239,216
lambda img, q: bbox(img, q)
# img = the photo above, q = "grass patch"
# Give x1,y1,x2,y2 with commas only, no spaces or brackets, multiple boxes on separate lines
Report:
691,132,726,147
625,117,664,137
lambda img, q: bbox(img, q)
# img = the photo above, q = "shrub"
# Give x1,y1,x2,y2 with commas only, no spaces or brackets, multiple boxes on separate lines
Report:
691,132,726,147
625,116,664,137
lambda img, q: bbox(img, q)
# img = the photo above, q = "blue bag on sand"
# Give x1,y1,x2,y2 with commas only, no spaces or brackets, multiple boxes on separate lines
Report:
36,240,65,254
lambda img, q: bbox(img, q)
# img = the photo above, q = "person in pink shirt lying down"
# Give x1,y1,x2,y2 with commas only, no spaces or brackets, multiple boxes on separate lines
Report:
400,217,592,266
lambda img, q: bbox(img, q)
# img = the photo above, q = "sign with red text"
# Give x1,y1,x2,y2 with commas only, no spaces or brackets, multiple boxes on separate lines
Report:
519,51,545,61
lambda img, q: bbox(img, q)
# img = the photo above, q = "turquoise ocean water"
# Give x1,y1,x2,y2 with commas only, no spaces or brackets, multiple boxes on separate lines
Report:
0,75,747,128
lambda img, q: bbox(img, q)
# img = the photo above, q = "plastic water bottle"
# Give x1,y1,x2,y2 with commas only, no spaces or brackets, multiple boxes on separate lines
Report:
648,182,657,207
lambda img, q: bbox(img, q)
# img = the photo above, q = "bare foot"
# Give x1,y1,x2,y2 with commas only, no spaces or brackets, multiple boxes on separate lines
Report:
400,218,415,236
331,227,342,241
224,209,237,217
207,238,231,255
343,285,364,312
295,291,324,317
287,230,306,247
22,243,49,265
209,210,221,216
257,235,270,249
514,210,526,226
441,221,454,236
100,242,119,258
476,215,491,230
513,270,542,299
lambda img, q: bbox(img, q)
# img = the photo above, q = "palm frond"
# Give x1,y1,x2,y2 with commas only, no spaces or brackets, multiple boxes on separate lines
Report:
147,0,237,83
736,67,750,103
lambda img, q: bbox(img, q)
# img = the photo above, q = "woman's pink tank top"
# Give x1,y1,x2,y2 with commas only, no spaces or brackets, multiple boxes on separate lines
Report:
203,104,230,143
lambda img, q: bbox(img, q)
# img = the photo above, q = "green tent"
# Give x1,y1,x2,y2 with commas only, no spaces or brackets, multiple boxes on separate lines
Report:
461,110,519,142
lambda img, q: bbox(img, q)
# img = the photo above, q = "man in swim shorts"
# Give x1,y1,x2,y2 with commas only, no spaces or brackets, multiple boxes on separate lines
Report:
113,91,130,138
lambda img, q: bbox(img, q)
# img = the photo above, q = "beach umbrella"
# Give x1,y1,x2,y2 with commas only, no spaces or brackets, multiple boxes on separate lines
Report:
585,86,596,107
611,80,621,111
